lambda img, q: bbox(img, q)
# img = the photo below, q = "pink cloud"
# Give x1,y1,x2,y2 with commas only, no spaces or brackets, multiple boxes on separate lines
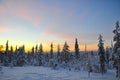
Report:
0,26,9,32
0,5,5,15
0,0,44,27
44,25,75,42
0,0,68,29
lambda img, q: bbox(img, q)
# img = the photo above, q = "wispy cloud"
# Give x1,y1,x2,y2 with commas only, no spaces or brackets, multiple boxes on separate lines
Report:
0,0,119,51
0,26,9,32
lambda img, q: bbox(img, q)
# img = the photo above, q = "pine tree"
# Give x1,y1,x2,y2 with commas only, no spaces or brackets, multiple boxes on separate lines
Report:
35,44,38,53
6,40,9,53
50,43,53,58
75,38,79,59
10,46,13,52
112,21,120,78
15,45,18,52
32,47,34,54
9,45,13,63
23,45,25,53
38,44,43,66
4,40,9,66
62,42,70,63
98,34,106,74
16,47,25,66
57,44,60,58
39,44,43,53
57,44,61,63
105,47,110,68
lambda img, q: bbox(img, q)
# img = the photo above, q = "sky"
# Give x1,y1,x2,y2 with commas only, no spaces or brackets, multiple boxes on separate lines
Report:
0,0,120,52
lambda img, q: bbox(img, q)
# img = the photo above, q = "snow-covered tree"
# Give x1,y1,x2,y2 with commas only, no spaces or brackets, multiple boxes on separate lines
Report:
38,44,43,66
75,38,79,59
62,42,70,63
105,47,110,68
39,44,43,53
3,40,9,66
87,53,92,77
98,34,106,74
16,46,25,66
57,44,60,58
23,45,25,53
57,44,61,63
112,21,120,78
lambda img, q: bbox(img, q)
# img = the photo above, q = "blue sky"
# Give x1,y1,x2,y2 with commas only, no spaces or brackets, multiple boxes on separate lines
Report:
0,0,120,51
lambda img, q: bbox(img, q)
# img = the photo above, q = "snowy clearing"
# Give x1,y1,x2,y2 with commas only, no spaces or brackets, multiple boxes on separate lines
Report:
0,66,119,80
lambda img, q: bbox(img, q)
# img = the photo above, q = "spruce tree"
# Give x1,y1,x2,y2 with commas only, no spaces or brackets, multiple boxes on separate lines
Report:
6,40,9,53
75,38,79,59
57,44,61,63
38,44,43,66
9,45,13,63
10,46,13,52
57,44,60,58
4,40,9,66
98,34,106,74
112,21,120,78
35,44,38,53
15,45,18,52
32,47,34,54
50,43,53,58
39,44,43,53
16,47,25,66
105,47,109,68
23,45,25,53
62,42,70,63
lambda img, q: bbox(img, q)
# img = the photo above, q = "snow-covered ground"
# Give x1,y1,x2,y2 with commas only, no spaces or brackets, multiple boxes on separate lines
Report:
0,66,119,80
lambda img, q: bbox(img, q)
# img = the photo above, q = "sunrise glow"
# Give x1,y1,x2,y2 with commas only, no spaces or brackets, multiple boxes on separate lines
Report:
0,0,120,52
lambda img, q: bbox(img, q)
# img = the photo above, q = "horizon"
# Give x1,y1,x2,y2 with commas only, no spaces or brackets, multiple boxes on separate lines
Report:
0,0,120,52
0,39,99,52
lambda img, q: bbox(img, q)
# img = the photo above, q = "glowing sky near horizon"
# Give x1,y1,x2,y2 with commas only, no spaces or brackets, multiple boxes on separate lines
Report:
0,0,120,52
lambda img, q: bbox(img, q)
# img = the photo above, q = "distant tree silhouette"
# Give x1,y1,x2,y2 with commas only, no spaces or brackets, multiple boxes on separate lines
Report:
57,44,60,58
91,51,94,56
50,43,53,58
105,47,110,68
98,34,106,74
35,44,38,53
6,40,9,53
32,47,34,54
57,44,61,63
10,46,13,52
62,42,70,63
15,45,18,52
23,45,25,53
3,40,9,66
38,44,43,66
39,44,43,53
9,45,13,63
75,38,79,59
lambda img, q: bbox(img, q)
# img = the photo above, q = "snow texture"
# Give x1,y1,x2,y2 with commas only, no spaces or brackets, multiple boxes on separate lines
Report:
0,66,119,80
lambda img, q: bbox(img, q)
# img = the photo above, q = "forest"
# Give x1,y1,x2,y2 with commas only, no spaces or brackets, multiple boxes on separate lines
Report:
0,21,120,79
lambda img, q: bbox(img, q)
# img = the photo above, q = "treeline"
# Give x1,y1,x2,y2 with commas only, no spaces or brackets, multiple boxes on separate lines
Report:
0,21,120,78
0,39,79,66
